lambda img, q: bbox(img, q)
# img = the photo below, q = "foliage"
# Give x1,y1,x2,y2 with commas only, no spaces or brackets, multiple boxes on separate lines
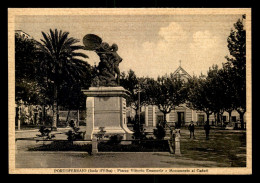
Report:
144,75,186,127
225,16,246,128
226,16,246,70
186,64,237,124
132,121,146,140
30,140,169,152
15,33,44,105
120,70,148,111
44,115,53,126
186,74,214,124
96,127,106,140
106,134,123,145
153,123,166,140
185,15,246,128
65,120,84,141
37,29,90,85
121,70,148,140
15,33,39,81
36,126,55,142
37,29,91,128
98,140,169,152
58,83,87,111
29,141,92,154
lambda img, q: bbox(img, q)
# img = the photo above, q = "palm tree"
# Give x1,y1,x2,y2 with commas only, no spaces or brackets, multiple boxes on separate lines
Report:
37,29,89,130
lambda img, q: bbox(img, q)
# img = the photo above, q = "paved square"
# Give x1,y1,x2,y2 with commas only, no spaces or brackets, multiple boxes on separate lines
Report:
15,127,246,168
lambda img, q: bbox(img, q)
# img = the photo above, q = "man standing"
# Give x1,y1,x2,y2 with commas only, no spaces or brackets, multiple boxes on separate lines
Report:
204,122,211,140
188,121,195,139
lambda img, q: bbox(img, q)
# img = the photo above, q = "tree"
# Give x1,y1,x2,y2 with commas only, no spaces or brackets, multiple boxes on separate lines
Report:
225,15,246,129
15,32,47,128
121,70,150,115
37,29,90,130
120,70,148,140
186,75,214,125
15,33,38,81
206,65,224,126
120,70,139,110
205,64,233,126
15,33,42,105
206,64,238,126
218,62,238,125
145,75,186,129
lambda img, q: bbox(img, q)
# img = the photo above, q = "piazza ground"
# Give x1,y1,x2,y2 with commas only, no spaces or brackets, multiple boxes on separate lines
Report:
15,127,246,168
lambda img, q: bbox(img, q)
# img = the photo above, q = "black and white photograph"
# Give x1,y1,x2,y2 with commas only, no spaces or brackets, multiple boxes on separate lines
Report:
8,8,252,174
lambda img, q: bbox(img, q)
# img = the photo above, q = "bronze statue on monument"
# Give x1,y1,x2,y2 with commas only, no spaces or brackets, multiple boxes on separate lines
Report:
82,34,132,140
83,34,122,87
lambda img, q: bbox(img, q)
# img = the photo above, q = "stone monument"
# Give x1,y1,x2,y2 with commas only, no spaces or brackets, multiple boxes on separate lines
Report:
82,34,133,140
174,128,181,155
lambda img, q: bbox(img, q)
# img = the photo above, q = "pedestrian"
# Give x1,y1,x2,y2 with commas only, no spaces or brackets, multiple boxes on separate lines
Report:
188,121,195,139
204,122,211,140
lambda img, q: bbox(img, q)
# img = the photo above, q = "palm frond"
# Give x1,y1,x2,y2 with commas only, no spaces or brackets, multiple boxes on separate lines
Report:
40,39,47,45
41,31,54,55
37,29,91,86
70,45,85,51
72,58,90,65
49,29,57,55
57,31,69,54
64,37,79,46
55,29,59,48
72,52,89,58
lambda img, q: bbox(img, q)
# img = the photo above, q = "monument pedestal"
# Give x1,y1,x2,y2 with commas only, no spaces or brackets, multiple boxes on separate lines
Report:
82,87,133,140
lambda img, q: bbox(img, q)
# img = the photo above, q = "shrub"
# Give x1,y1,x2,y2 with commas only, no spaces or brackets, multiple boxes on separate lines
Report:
29,141,92,154
36,126,55,145
153,123,166,140
37,126,55,140
132,121,146,140
106,134,123,145
98,140,170,152
65,120,84,141
43,115,53,126
96,127,106,140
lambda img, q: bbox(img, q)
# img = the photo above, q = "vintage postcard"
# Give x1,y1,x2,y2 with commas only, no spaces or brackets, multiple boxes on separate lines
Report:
8,8,252,174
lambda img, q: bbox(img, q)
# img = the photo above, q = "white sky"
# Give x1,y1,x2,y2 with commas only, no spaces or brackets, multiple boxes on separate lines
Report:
15,14,242,78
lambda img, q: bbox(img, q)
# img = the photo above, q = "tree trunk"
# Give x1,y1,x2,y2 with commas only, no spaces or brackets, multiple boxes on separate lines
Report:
42,105,46,126
214,113,217,126
134,108,139,123
65,109,71,127
163,112,167,128
56,101,59,127
52,84,58,131
206,113,210,125
77,109,80,127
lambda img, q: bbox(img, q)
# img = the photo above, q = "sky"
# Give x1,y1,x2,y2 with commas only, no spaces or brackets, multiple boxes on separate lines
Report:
15,14,243,78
